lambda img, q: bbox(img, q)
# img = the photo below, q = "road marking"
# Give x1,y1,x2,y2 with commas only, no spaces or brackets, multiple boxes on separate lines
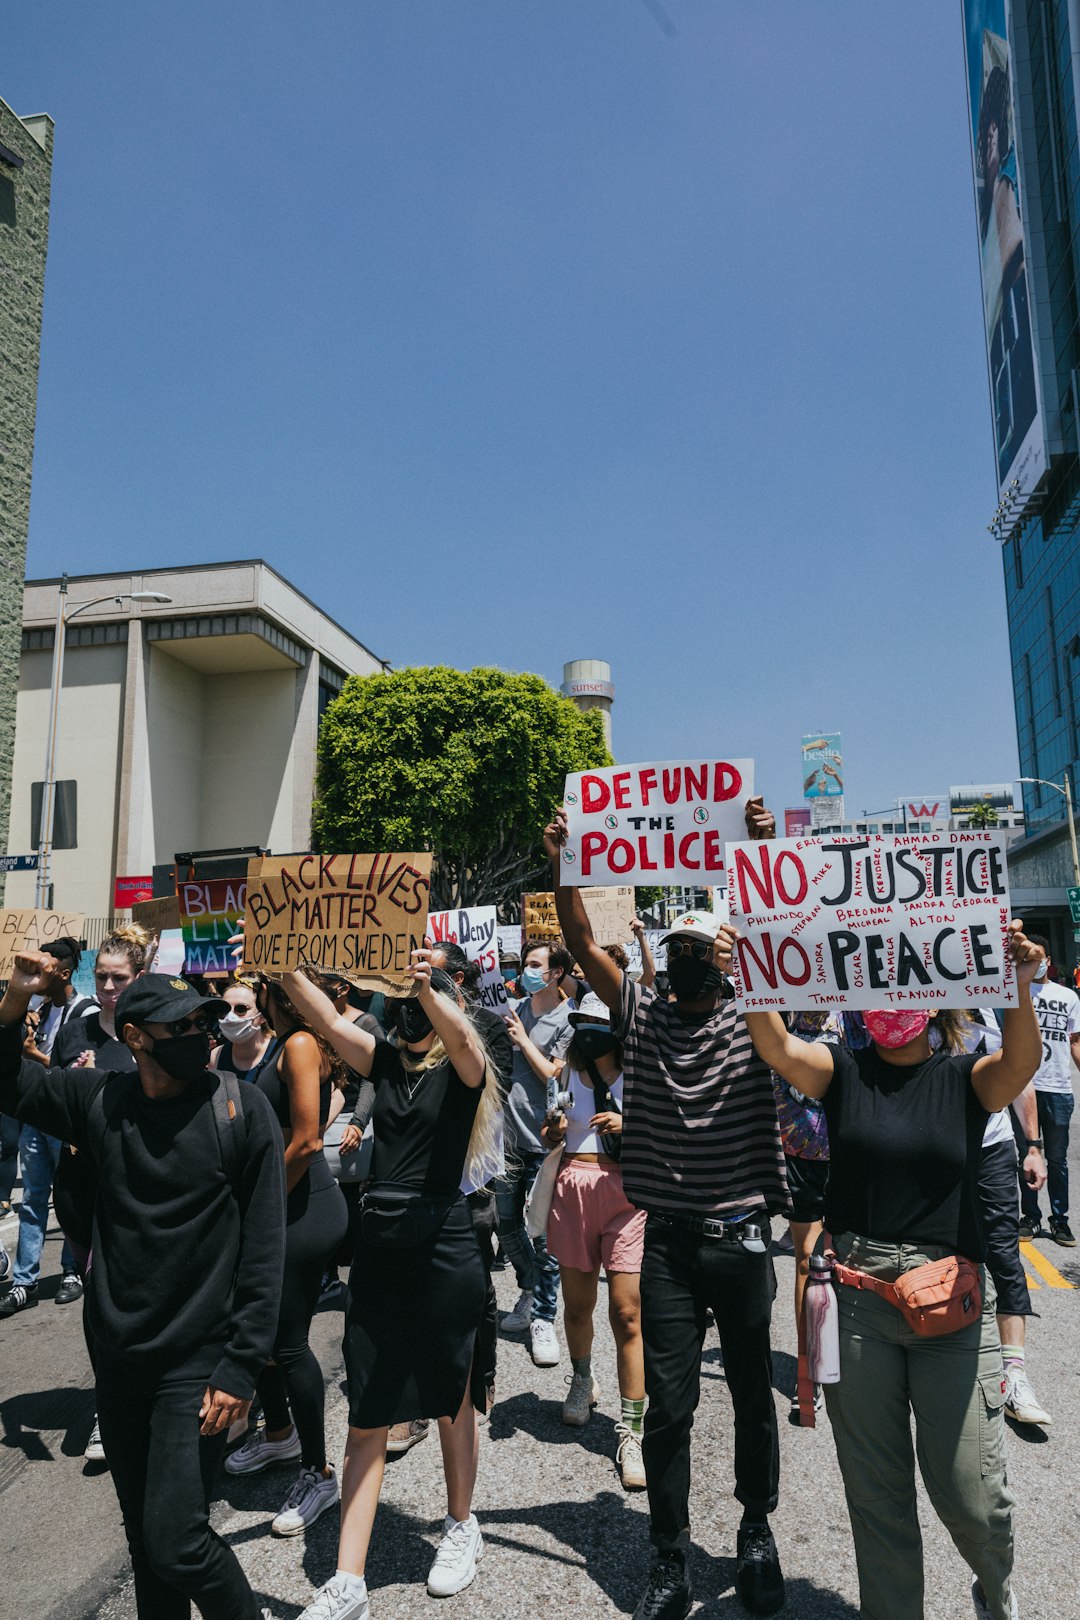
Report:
1019,1241,1074,1289
1021,1267,1041,1289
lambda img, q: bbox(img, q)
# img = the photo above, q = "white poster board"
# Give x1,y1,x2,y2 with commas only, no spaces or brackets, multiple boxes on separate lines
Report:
726,831,1016,1012
427,905,510,1018
562,759,753,885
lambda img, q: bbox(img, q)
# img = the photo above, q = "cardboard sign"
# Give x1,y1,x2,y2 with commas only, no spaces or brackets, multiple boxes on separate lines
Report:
428,905,510,1018
131,894,183,935
0,910,86,980
497,925,523,960
726,832,1016,1013
114,875,154,909
562,759,754,885
523,892,561,942
179,879,247,976
580,886,636,947
243,853,432,993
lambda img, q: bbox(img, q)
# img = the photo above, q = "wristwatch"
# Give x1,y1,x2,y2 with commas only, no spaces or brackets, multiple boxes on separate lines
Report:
1025,1137,1044,1151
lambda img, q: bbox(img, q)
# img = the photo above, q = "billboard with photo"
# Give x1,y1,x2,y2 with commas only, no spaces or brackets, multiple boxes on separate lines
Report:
963,0,1046,498
950,782,1016,814
801,734,843,800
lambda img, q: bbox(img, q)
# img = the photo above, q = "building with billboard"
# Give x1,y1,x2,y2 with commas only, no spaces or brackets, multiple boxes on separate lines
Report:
961,2,1080,959
0,99,53,892
806,785,1024,839
4,561,387,919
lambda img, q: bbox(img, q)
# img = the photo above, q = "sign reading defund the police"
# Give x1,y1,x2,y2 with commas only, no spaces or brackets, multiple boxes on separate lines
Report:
726,831,1016,1013
243,853,432,994
561,760,754,885
427,906,510,1017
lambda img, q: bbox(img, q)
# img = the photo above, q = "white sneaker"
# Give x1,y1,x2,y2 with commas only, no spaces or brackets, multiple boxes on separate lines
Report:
615,1423,646,1490
971,1576,1019,1619
272,1466,340,1536
499,1290,532,1333
297,1575,369,1620
0,1243,9,1285
427,1513,484,1596
562,1369,599,1426
530,1318,560,1366
84,1417,106,1464
224,1424,302,1474
1003,1366,1050,1426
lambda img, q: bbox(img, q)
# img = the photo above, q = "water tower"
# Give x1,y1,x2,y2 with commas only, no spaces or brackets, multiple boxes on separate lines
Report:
561,659,614,751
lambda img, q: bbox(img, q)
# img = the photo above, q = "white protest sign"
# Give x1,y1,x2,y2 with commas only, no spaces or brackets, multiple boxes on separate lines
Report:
726,831,1016,1013
625,930,668,976
497,925,522,959
427,905,510,1018
561,759,753,886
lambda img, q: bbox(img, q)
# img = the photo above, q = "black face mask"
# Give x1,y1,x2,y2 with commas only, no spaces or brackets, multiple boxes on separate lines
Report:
575,1027,618,1060
666,955,723,1002
148,1029,212,1082
394,999,433,1046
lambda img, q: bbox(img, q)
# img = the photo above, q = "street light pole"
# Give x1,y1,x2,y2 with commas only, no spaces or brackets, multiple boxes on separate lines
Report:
33,582,172,909
1065,770,1080,888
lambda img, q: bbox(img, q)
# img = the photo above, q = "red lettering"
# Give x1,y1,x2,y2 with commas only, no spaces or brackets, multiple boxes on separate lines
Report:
684,763,708,801
613,772,632,809
678,832,701,870
703,830,723,870
582,774,610,813
637,838,658,872
777,938,811,986
775,850,808,906
738,934,778,991
638,767,658,806
581,831,607,875
662,767,682,804
713,761,742,801
609,838,636,874
732,844,776,914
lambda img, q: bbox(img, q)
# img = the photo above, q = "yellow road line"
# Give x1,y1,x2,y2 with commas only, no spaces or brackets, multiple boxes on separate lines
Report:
1019,1240,1075,1290
1021,1268,1041,1289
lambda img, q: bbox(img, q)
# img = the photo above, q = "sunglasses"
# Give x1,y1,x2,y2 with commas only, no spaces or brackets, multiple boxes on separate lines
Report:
163,1012,220,1037
666,939,712,960
229,1002,254,1016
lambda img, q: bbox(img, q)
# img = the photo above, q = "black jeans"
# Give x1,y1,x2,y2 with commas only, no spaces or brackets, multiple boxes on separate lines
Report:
95,1347,260,1620
640,1214,779,1557
467,1187,498,1388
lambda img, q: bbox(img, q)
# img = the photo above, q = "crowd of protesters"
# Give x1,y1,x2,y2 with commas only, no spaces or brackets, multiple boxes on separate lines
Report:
0,793,1071,1620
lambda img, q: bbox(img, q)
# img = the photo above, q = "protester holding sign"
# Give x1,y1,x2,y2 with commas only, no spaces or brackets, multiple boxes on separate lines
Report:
0,956,285,1620
226,973,349,1540
743,923,1043,1620
547,796,789,1620
282,952,501,1620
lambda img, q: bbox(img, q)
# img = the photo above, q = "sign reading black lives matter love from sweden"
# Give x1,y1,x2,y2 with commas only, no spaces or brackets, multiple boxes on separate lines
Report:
561,759,754,885
726,831,1017,1013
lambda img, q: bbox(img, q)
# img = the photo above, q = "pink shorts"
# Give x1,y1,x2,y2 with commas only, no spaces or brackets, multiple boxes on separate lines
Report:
547,1156,646,1274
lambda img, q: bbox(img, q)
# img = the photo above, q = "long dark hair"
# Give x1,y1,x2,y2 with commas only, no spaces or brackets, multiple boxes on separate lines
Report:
261,972,348,1091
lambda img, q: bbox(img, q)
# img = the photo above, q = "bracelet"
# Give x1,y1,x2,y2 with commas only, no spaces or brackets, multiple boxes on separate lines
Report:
1025,1137,1044,1151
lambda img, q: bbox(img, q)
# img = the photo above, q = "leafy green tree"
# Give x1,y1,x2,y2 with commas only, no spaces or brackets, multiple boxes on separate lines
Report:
965,800,999,829
312,666,612,910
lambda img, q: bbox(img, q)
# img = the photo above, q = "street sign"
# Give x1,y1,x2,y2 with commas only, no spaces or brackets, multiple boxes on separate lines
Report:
0,855,38,873
1069,886,1080,902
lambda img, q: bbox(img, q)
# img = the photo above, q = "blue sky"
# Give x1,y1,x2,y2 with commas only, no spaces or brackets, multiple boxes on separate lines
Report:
7,1,1013,817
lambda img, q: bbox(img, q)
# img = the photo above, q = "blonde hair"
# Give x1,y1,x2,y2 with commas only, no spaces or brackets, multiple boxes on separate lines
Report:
935,1009,975,1054
98,923,152,975
399,991,504,1187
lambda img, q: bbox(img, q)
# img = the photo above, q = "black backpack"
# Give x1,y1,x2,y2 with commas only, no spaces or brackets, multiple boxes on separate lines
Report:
87,1069,249,1196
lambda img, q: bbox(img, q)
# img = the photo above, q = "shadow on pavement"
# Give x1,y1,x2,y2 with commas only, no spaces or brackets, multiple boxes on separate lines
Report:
0,1383,95,1463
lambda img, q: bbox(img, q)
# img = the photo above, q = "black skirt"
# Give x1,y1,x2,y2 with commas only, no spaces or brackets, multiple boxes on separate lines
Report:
344,1195,486,1427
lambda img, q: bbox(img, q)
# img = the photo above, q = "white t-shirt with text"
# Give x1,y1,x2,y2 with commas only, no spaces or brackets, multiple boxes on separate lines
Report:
1031,980,1080,1094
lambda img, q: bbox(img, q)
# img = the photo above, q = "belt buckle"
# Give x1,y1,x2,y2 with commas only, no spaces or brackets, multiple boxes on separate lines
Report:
700,1216,726,1240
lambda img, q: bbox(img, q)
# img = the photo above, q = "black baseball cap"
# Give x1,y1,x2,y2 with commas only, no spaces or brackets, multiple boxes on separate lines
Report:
115,974,227,1032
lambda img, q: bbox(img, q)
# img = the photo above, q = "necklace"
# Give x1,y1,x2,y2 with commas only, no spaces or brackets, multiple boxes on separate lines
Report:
404,1068,425,1103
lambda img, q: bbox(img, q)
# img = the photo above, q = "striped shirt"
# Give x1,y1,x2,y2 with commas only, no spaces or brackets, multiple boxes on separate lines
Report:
615,975,791,1218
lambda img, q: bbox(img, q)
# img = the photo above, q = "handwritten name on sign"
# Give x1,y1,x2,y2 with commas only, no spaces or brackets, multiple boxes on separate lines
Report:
428,906,510,1017
0,910,85,980
726,832,1016,1013
242,853,432,993
562,759,754,885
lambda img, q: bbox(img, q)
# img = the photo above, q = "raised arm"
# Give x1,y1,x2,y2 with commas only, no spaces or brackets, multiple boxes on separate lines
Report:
411,949,485,1087
545,810,622,1017
971,921,1043,1111
279,970,378,1078
632,918,656,990
0,954,97,1143
743,1005,837,1099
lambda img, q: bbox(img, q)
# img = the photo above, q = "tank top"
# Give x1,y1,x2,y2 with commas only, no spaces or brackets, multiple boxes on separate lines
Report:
255,1041,334,1132
561,1066,625,1155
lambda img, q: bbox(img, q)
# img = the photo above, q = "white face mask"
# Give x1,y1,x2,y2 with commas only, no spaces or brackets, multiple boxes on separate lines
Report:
219,1011,257,1043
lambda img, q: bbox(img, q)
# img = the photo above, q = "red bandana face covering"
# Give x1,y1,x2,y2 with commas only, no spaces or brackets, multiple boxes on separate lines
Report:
862,1010,930,1050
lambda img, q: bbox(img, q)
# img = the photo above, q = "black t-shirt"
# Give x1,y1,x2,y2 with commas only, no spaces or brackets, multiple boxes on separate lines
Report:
822,1045,989,1259
369,1042,482,1198
470,1002,512,1090
52,1014,137,1249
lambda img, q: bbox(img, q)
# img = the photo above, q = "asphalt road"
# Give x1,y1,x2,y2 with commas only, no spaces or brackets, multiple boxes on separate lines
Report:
2,1156,1078,1620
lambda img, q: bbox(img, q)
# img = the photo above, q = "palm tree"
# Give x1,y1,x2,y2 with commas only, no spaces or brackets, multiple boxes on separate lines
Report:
965,799,999,829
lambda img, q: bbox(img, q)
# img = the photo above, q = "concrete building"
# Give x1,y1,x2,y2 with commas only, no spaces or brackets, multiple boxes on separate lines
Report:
5,561,386,918
802,785,1025,841
562,659,614,750
0,99,53,885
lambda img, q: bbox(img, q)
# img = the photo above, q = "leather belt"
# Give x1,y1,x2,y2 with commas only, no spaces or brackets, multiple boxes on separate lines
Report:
651,1208,766,1242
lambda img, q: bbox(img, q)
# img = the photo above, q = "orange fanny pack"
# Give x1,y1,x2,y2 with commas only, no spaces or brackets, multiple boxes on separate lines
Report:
833,1254,982,1338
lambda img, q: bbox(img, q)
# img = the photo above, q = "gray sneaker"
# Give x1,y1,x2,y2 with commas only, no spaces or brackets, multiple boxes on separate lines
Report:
971,1576,1019,1619
499,1290,532,1333
562,1370,599,1426
272,1466,340,1536
297,1576,369,1620
1004,1366,1050,1426
224,1424,302,1475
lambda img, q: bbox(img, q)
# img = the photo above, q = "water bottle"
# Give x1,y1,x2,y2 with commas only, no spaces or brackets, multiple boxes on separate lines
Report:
804,1255,841,1384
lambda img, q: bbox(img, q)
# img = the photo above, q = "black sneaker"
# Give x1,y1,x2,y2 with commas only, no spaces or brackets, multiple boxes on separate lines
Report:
1017,1216,1044,1240
1049,1218,1076,1247
736,1521,785,1615
0,1283,38,1318
55,1272,83,1305
632,1554,692,1620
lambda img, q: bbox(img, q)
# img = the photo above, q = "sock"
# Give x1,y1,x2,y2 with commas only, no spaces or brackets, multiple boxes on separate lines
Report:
621,1396,645,1435
1001,1344,1025,1373
335,1571,366,1595
572,1354,592,1378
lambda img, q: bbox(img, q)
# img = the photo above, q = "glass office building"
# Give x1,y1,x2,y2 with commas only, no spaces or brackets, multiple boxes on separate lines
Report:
964,1,1080,958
